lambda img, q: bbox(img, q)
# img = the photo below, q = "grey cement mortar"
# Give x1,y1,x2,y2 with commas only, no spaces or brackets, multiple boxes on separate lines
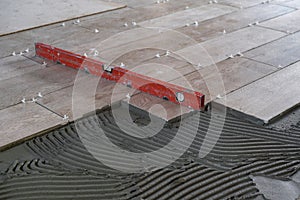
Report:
0,103,299,199
0,145,35,172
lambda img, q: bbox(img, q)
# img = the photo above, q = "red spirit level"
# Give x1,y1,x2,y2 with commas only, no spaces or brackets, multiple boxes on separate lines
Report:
35,43,205,110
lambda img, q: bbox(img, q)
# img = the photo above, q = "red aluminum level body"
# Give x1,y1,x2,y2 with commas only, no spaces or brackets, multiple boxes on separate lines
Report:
35,43,205,110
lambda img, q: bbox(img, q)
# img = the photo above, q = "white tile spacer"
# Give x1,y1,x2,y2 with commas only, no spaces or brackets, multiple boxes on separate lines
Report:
126,93,131,99
63,115,69,120
32,97,37,102
227,54,234,59
38,92,43,98
248,23,253,27
209,0,218,4
155,53,160,58
25,48,30,53
11,51,16,56
42,61,47,67
94,29,99,33
185,23,190,27
194,21,199,26
185,6,189,9
124,22,128,27
223,29,227,34
84,53,88,57
61,22,66,27
19,52,23,56
93,50,99,56
236,51,243,57
132,21,137,26
254,21,259,25
156,0,160,3
21,98,26,104
120,62,125,68
166,50,171,56
197,63,202,68
216,94,222,99
73,19,80,24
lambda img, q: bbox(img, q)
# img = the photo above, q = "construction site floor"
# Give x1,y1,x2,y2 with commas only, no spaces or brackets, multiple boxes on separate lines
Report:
0,3,300,198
